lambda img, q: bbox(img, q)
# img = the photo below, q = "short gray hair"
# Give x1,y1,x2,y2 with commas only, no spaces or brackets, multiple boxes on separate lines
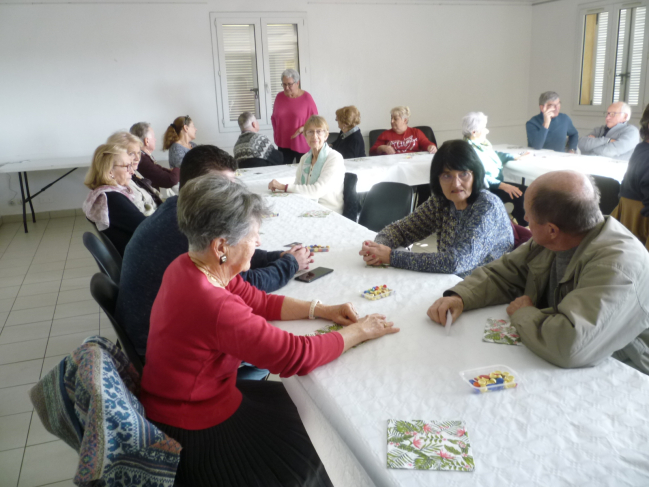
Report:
177,175,269,252
620,102,632,119
530,175,604,235
238,111,256,131
281,68,300,83
539,91,560,105
129,122,152,143
462,112,488,138
390,106,411,121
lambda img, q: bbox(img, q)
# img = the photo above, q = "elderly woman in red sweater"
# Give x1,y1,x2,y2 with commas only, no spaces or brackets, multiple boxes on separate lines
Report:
140,174,398,487
370,106,437,155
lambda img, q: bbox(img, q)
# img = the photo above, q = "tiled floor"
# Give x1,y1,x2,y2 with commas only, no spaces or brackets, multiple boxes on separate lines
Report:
0,216,117,487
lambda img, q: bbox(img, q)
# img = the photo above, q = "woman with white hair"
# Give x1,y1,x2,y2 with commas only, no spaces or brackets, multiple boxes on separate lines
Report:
462,111,527,225
271,68,318,164
369,106,437,155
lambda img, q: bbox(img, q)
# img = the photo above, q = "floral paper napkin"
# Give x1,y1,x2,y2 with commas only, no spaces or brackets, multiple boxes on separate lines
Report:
387,420,474,471
482,318,522,346
299,210,331,218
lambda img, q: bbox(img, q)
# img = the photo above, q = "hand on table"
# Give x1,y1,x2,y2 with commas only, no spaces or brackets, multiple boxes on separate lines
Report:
377,145,396,155
427,295,464,325
281,245,314,270
506,296,534,315
499,182,523,199
359,241,391,266
318,302,359,326
268,179,286,192
428,145,437,154
514,151,530,160
567,149,577,154
291,127,304,139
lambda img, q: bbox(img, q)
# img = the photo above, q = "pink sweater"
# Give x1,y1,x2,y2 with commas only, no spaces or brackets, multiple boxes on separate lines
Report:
140,254,344,430
271,91,318,153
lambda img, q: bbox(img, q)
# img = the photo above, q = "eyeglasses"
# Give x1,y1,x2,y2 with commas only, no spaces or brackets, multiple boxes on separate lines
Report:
305,129,327,137
128,151,142,159
605,111,623,117
282,82,296,89
113,163,134,171
439,171,473,183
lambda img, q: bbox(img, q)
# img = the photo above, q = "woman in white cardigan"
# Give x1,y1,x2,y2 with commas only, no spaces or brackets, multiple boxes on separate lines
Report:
268,115,345,213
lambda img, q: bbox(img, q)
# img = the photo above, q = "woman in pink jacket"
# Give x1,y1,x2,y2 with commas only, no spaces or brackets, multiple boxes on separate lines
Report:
271,68,318,164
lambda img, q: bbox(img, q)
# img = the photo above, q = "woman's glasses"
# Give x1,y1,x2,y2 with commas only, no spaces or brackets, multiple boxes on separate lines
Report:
439,171,473,183
113,163,134,171
282,82,296,89
305,129,327,137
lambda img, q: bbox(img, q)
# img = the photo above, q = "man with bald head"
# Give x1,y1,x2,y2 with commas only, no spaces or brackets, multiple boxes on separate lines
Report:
428,170,649,374
578,102,639,160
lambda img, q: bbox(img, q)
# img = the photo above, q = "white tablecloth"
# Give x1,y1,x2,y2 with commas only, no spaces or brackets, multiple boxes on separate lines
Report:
238,152,433,194
495,144,629,184
258,193,649,487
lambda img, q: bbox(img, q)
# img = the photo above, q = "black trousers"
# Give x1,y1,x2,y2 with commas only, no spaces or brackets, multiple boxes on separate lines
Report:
154,381,333,487
278,147,306,165
490,182,527,226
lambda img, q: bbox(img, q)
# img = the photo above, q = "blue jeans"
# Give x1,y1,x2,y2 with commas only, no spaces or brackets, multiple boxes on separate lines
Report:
237,362,270,381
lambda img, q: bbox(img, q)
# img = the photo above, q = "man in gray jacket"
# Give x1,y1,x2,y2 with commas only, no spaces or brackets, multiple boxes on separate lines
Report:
577,102,639,160
428,170,649,374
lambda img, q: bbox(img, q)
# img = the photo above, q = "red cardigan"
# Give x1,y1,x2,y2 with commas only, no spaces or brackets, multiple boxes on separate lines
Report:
369,127,435,155
140,254,344,430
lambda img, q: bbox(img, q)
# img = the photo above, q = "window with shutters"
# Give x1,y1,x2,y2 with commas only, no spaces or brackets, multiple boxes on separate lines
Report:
210,13,310,132
577,3,648,110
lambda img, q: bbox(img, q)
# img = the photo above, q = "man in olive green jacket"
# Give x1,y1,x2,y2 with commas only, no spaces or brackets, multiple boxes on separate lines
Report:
428,171,649,374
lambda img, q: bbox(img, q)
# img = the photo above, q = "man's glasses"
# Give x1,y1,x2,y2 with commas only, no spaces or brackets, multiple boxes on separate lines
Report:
605,111,622,117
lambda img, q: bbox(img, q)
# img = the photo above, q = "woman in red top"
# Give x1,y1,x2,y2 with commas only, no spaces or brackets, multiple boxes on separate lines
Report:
140,174,399,487
370,106,437,156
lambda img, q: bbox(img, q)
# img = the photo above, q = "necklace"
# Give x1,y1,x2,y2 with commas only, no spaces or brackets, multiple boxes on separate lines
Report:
189,255,227,288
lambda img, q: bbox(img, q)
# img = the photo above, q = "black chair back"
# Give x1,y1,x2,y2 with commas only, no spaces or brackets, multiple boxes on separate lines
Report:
238,157,271,169
83,232,122,285
592,175,621,215
342,173,360,221
414,125,437,147
327,132,339,145
369,129,388,149
89,273,144,374
358,182,414,232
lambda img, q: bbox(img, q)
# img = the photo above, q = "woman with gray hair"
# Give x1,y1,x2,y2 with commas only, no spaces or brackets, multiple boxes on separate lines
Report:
370,106,437,155
140,174,399,487
463,112,528,225
271,68,318,164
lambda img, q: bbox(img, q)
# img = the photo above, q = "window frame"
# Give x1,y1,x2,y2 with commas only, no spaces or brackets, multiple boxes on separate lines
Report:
573,1,649,115
209,12,311,133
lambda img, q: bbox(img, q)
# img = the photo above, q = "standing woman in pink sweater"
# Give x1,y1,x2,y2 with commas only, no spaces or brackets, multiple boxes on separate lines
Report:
271,68,318,164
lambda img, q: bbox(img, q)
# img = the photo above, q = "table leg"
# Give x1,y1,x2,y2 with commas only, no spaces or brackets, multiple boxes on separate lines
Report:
23,172,36,223
18,172,28,233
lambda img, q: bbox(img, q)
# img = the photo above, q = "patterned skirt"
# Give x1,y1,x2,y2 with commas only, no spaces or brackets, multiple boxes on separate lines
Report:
610,197,649,250
154,380,333,487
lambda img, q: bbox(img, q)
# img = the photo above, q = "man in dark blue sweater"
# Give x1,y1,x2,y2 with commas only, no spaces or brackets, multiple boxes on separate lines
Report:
526,91,578,152
115,145,313,365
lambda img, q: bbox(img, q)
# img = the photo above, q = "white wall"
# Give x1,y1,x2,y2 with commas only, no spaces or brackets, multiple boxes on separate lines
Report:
0,0,532,216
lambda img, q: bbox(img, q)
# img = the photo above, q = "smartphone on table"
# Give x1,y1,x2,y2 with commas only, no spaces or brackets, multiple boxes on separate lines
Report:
295,267,333,283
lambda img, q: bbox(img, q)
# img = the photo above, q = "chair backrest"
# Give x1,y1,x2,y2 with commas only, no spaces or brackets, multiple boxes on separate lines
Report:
592,175,621,215
83,232,122,285
238,157,271,169
358,182,414,232
342,172,360,221
369,129,388,149
327,132,339,145
89,273,144,374
414,125,437,147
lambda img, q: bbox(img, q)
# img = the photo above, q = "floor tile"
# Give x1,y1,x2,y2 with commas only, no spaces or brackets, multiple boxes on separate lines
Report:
50,315,98,338
0,448,24,487
0,384,35,416
0,322,52,345
0,340,48,367
0,287,20,300
61,266,96,281
5,307,55,327
58,277,90,292
30,254,69,265
63,258,94,270
11,294,58,312
0,312,8,328
0,267,28,279
53,301,98,321
0,360,42,389
0,297,15,313
33,480,75,487
0,276,25,289
40,355,66,380
22,271,64,286
56,288,92,305
18,441,78,487
27,261,65,273
17,282,60,298
46,330,98,357
0,412,31,452
26,412,58,447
